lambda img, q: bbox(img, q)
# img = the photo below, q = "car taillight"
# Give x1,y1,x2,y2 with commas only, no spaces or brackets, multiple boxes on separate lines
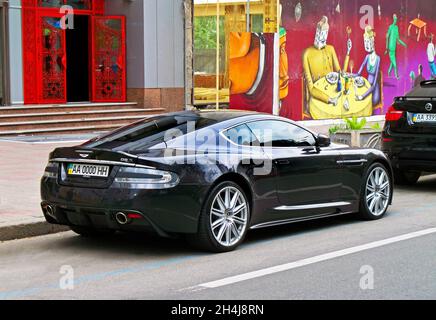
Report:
43,162,59,178
385,106,404,121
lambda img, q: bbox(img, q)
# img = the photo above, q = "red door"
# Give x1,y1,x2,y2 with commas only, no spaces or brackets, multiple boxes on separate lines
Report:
91,16,126,102
37,15,67,104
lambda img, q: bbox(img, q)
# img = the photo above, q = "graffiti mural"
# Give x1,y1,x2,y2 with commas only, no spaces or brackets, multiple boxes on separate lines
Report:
229,32,276,114
278,0,436,120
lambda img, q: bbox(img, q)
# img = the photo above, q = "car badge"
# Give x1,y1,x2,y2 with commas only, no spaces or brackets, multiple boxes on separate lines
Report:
425,103,433,112
76,150,92,158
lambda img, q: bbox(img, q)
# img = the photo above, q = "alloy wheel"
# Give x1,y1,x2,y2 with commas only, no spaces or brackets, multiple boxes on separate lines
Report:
366,167,390,216
210,186,248,247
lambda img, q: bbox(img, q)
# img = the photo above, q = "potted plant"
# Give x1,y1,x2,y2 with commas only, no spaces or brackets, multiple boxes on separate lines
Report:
329,117,383,148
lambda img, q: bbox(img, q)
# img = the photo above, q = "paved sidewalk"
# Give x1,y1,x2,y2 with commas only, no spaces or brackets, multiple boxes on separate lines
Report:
0,140,79,241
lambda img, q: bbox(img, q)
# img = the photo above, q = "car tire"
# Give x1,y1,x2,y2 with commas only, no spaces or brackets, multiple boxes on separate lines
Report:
188,181,251,253
358,163,392,220
393,169,421,185
70,225,115,237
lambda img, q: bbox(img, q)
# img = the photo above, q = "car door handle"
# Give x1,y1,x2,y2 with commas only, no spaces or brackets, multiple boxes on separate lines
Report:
337,159,368,165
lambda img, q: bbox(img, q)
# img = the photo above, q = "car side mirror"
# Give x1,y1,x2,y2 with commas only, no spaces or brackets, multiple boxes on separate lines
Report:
316,134,331,148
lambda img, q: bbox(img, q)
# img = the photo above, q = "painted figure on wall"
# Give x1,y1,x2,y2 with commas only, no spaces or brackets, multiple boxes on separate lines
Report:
277,0,436,121
355,26,382,110
279,27,289,103
414,64,425,87
229,32,276,114
229,32,264,95
279,4,289,112
302,16,352,107
427,33,436,79
385,14,407,80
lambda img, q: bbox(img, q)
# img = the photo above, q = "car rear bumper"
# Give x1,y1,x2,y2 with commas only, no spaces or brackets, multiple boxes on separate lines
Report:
41,202,167,235
382,132,436,172
41,177,209,235
388,157,436,172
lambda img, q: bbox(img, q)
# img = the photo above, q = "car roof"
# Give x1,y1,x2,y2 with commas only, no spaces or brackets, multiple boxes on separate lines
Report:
167,109,262,121
172,110,296,131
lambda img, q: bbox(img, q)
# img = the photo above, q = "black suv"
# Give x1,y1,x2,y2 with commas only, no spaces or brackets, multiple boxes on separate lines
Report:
382,80,436,185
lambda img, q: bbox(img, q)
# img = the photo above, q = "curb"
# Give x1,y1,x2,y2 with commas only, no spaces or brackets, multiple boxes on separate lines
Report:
0,222,70,242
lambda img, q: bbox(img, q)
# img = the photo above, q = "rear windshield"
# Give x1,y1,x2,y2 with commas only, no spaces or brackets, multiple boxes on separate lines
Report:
407,82,436,97
83,114,218,152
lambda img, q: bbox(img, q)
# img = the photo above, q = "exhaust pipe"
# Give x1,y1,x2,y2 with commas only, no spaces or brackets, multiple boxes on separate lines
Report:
45,205,57,220
115,212,130,225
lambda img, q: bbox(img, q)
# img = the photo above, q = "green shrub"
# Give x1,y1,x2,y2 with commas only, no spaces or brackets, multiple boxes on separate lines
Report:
370,122,382,131
329,125,343,135
344,117,367,131
329,118,382,135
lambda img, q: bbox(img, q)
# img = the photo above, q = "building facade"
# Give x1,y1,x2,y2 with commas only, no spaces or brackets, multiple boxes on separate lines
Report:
4,0,435,123
192,0,436,121
1,0,186,113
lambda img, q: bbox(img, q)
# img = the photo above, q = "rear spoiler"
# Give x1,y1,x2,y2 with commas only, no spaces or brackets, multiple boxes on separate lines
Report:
394,96,436,103
421,80,436,87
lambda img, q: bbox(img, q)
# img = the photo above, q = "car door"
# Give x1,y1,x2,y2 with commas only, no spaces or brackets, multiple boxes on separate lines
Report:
337,149,369,204
91,16,127,102
246,120,344,219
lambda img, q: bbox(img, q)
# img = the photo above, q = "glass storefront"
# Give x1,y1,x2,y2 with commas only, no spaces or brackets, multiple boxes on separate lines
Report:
193,0,278,107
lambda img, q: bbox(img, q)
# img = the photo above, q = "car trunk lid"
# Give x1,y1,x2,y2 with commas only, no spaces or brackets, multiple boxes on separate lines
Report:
49,147,151,189
389,96,436,135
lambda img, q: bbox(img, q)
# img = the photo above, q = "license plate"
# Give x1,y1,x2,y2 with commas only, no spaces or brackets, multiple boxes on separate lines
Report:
67,163,110,178
412,113,436,123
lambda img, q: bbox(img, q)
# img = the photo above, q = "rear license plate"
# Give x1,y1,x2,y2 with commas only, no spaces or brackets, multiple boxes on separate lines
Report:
412,113,436,123
67,163,110,178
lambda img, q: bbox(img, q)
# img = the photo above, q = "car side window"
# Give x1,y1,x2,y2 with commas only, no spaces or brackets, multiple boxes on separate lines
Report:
224,124,259,146
247,120,316,148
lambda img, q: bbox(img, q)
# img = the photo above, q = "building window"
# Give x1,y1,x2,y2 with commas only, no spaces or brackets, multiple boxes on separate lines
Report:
38,0,91,10
193,15,225,82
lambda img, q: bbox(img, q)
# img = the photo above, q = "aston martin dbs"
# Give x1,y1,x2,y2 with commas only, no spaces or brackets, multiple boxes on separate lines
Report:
41,111,393,252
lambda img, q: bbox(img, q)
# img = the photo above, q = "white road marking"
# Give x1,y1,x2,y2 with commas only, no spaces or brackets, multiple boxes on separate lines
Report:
198,227,436,289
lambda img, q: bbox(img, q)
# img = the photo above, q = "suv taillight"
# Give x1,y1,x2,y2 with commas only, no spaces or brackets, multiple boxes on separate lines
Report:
385,106,404,121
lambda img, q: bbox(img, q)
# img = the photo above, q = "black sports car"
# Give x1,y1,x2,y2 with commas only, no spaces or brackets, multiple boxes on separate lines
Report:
382,80,436,185
41,111,393,252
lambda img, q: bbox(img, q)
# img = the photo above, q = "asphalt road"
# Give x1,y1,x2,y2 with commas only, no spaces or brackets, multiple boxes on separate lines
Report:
1,175,436,300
